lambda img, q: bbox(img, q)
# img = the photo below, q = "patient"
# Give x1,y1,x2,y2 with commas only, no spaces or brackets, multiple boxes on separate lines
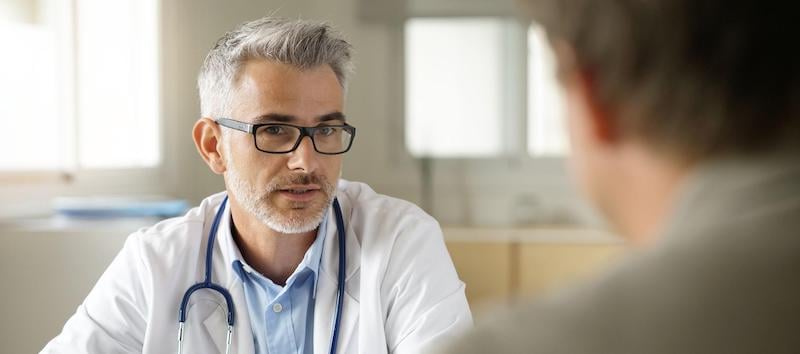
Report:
444,1,800,353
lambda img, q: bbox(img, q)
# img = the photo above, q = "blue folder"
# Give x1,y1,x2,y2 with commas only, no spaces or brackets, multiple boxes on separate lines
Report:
53,197,189,218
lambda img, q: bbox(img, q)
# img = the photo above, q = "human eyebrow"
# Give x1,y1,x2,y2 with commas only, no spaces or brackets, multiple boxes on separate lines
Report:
318,112,347,124
251,113,296,124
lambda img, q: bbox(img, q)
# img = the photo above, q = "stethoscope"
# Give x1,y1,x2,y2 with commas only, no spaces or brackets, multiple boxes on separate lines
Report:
178,196,347,354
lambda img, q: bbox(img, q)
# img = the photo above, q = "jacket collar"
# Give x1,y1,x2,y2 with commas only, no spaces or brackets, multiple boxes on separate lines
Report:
660,153,800,242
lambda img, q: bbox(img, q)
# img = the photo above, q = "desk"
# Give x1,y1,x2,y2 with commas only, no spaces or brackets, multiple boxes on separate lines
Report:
0,217,154,353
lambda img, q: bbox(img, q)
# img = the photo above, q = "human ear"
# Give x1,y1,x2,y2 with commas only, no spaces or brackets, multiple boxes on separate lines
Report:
552,40,617,145
573,68,616,144
192,118,227,174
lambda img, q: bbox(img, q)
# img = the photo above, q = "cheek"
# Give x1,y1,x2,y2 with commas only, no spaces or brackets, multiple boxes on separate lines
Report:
322,157,343,183
228,143,283,183
258,157,289,183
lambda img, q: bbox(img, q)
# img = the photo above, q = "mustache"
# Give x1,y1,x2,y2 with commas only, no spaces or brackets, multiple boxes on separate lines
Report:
266,173,331,192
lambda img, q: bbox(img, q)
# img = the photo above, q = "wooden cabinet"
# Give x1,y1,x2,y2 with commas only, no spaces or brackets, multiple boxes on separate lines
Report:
517,243,625,296
446,241,515,307
444,227,627,312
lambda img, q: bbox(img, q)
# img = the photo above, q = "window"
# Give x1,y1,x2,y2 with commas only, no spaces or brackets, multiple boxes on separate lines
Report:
400,16,581,226
405,18,511,157
527,24,568,156
0,0,160,172
404,17,567,158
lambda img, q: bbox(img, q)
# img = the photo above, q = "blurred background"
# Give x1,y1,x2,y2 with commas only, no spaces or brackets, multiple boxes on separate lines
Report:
0,0,627,352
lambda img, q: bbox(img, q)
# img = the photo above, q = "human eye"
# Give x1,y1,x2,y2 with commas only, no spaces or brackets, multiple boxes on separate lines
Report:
261,125,286,136
316,126,336,136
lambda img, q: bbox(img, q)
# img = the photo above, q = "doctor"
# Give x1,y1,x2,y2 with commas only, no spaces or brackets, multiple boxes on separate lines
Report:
43,17,472,354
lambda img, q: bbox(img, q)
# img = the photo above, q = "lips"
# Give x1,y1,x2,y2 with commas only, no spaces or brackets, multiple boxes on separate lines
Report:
279,184,321,192
276,184,322,202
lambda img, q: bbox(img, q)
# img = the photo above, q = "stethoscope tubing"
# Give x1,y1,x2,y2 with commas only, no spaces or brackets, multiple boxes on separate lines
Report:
178,197,234,325
177,195,346,354
330,198,346,354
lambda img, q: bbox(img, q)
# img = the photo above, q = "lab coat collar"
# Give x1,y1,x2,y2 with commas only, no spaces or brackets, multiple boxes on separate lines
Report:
319,191,361,286
313,189,362,353
212,189,363,354
205,193,254,354
212,189,361,288
213,195,244,290
307,211,328,297
222,204,329,298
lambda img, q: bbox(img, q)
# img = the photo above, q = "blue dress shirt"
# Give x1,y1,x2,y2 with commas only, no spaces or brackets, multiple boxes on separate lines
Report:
231,214,327,354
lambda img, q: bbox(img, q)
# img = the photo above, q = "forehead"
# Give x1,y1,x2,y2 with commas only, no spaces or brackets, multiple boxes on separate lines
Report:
231,60,344,122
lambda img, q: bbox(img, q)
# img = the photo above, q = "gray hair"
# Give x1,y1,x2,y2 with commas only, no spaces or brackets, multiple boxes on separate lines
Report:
198,17,354,118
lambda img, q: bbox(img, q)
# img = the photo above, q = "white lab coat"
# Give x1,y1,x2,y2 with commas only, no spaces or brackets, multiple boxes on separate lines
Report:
42,180,472,354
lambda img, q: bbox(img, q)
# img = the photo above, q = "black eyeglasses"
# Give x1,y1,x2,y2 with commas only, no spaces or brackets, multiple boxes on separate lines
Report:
215,118,356,155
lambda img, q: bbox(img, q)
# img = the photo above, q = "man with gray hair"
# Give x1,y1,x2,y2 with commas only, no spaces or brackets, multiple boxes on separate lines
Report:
43,17,471,354
445,1,800,353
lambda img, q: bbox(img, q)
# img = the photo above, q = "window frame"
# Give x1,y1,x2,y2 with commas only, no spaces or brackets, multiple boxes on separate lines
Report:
390,15,592,227
0,0,167,219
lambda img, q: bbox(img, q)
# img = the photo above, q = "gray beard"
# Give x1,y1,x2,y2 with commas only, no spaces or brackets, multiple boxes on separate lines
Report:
225,167,335,234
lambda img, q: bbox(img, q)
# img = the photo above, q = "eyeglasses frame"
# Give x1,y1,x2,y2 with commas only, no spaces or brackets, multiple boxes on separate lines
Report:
215,117,356,155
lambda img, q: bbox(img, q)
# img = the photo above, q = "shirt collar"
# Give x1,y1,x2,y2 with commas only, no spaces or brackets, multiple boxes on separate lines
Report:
224,204,329,297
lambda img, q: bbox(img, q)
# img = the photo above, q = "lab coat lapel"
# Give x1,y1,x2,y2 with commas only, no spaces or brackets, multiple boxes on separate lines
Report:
201,283,253,354
313,282,361,354
314,198,362,354
203,198,255,354
202,307,228,354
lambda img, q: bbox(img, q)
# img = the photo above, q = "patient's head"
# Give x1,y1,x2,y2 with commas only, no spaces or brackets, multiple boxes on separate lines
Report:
527,1,799,160
524,1,800,242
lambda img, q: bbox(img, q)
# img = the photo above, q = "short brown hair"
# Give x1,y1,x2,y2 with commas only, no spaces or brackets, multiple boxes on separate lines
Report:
526,1,800,161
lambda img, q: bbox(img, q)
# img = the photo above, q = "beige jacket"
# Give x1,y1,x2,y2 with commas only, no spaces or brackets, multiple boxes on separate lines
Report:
446,155,800,354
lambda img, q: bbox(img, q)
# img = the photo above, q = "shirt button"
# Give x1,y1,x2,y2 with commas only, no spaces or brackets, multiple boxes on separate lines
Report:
272,303,283,313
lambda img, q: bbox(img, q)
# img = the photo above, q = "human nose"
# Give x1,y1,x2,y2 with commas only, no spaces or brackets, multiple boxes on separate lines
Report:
286,135,320,173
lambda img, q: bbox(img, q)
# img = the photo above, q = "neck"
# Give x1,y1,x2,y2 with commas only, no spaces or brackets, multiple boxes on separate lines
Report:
607,145,691,247
229,203,316,286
